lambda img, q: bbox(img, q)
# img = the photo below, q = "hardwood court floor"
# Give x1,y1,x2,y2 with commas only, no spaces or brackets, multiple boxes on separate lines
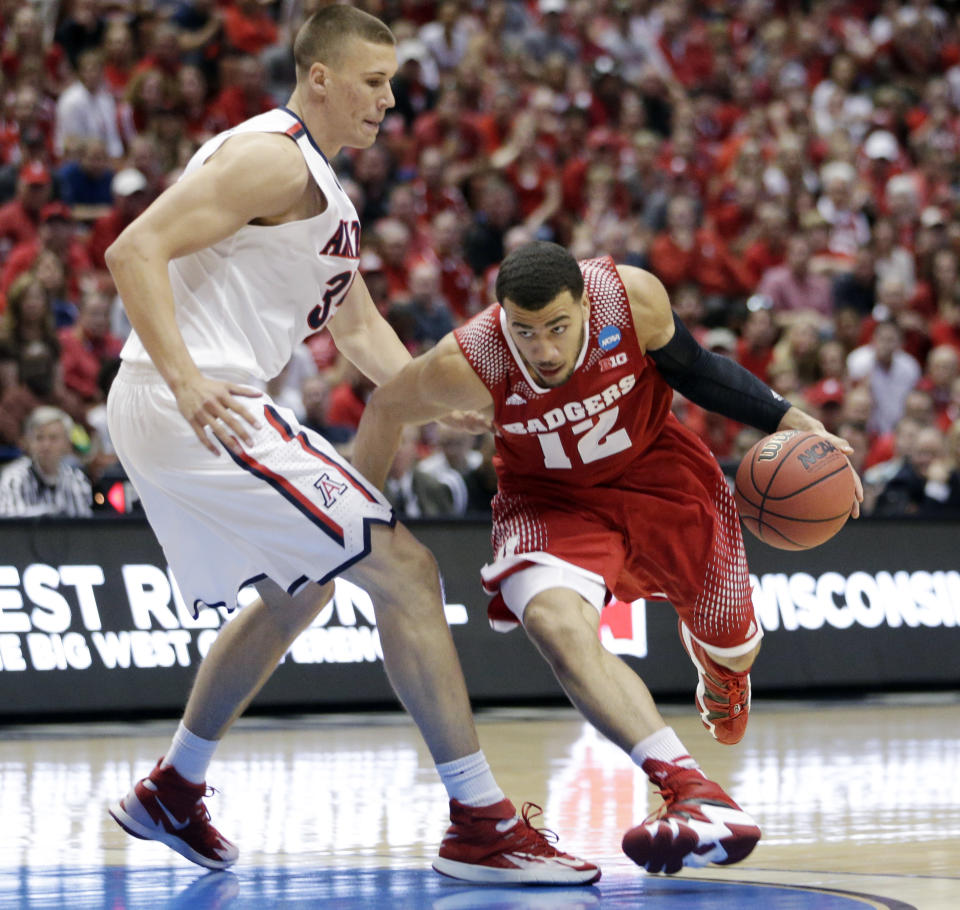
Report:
0,696,958,909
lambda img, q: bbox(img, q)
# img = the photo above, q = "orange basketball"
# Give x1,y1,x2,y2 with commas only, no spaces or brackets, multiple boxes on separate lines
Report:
734,430,856,551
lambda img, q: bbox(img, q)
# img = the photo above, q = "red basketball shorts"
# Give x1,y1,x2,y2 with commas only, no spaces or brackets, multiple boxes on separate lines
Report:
483,416,758,651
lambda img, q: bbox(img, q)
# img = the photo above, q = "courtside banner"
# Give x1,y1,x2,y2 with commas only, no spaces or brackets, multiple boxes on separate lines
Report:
0,517,957,717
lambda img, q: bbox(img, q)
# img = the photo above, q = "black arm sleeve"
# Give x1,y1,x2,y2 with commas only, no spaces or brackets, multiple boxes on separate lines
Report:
647,312,792,433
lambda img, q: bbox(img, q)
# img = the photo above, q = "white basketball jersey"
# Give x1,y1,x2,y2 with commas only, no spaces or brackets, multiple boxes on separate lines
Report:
120,108,361,381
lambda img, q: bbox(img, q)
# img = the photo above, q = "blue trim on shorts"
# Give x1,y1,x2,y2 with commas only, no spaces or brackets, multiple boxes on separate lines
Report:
316,511,397,586
191,572,268,618
223,441,347,547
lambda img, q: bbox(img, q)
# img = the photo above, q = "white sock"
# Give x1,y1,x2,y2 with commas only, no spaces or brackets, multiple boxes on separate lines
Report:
436,750,507,807
161,721,218,784
629,726,701,773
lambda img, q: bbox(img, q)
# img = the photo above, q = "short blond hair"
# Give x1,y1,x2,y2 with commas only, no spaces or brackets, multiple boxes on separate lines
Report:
294,6,394,76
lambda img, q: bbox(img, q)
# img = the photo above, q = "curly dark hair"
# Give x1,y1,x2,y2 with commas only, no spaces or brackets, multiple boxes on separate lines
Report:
494,242,584,311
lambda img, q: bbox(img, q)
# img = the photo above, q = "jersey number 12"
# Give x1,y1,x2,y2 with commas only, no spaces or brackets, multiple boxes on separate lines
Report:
536,406,631,468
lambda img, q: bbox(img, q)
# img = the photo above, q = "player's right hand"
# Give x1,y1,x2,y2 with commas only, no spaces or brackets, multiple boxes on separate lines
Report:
173,374,263,456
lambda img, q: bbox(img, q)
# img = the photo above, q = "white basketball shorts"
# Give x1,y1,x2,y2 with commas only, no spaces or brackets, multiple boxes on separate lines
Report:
107,362,394,613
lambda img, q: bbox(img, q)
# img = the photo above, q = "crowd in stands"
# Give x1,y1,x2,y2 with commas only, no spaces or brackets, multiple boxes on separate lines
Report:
1,0,959,518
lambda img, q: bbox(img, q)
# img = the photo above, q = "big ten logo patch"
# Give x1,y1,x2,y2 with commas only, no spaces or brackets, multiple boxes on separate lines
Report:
600,352,628,373
314,472,348,509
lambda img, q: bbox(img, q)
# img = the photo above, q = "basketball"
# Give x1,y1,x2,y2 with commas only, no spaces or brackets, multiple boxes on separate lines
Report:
734,430,856,551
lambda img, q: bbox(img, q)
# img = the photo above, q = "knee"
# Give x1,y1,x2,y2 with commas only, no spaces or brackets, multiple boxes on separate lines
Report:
524,598,597,674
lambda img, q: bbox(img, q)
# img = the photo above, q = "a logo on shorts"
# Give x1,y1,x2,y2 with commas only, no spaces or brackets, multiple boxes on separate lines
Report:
598,325,621,350
314,472,348,509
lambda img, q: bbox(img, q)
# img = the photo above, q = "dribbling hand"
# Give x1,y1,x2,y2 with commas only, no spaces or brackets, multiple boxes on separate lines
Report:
174,374,263,456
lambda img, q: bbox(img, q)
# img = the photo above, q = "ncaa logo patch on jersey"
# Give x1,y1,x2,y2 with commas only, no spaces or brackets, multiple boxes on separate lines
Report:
598,325,621,351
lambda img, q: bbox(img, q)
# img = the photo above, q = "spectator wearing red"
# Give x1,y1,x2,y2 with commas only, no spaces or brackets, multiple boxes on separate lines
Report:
0,163,51,265
418,210,480,321
57,287,124,404
917,345,960,431
385,183,432,260
132,23,183,80
208,55,275,128
411,85,485,179
409,146,469,225
561,126,624,218
1,5,69,96
1,203,93,301
737,297,778,383
656,3,715,89
178,65,220,143
648,195,754,300
87,169,151,271
223,0,279,56
325,363,375,435
914,249,960,343
101,20,137,99
742,202,789,284
373,218,414,299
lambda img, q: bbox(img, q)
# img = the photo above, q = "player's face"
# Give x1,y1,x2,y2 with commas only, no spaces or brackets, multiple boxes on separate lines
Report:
504,290,588,388
324,39,397,149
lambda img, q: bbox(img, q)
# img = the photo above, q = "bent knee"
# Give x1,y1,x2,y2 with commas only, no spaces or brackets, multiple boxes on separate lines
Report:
523,593,600,664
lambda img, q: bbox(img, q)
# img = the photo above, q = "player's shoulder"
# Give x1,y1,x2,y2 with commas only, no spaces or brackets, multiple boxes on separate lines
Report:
207,131,308,185
615,265,673,343
615,264,667,304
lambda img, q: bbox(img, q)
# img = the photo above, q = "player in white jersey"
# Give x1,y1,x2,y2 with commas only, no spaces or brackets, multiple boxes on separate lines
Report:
104,7,598,886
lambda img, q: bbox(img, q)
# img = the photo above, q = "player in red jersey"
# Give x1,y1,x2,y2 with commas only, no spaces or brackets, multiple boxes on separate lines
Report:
352,241,863,874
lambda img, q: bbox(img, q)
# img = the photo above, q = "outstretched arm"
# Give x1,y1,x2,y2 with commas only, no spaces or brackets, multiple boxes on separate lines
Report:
351,332,494,491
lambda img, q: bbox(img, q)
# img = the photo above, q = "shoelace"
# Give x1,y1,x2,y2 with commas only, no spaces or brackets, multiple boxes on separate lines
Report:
705,669,748,715
512,802,560,851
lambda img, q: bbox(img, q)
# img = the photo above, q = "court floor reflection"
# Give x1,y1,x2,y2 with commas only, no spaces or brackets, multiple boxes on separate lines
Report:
0,698,957,908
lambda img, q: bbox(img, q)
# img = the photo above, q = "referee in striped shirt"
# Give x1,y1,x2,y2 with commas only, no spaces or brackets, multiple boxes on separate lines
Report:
0,406,92,517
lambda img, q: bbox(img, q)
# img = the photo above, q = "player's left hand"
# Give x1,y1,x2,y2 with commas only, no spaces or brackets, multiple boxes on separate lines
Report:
778,408,863,518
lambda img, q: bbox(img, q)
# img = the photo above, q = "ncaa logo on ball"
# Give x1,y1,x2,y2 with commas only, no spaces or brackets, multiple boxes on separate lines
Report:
598,325,621,350
798,439,837,469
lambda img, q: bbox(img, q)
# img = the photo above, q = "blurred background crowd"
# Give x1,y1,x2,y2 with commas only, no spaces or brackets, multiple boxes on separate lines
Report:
0,0,959,519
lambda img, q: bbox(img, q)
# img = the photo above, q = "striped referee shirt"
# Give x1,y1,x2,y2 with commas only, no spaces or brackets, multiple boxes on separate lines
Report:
0,456,93,517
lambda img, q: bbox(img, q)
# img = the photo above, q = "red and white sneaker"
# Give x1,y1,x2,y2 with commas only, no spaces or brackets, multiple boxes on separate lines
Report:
109,759,238,870
622,759,761,874
433,799,601,885
679,620,751,745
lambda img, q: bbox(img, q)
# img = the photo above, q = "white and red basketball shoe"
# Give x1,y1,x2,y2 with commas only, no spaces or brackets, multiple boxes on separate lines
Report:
679,620,751,745
109,759,238,869
622,759,761,874
433,798,601,885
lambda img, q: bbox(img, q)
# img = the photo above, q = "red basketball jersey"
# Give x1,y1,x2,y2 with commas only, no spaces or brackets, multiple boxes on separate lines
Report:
454,256,673,491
